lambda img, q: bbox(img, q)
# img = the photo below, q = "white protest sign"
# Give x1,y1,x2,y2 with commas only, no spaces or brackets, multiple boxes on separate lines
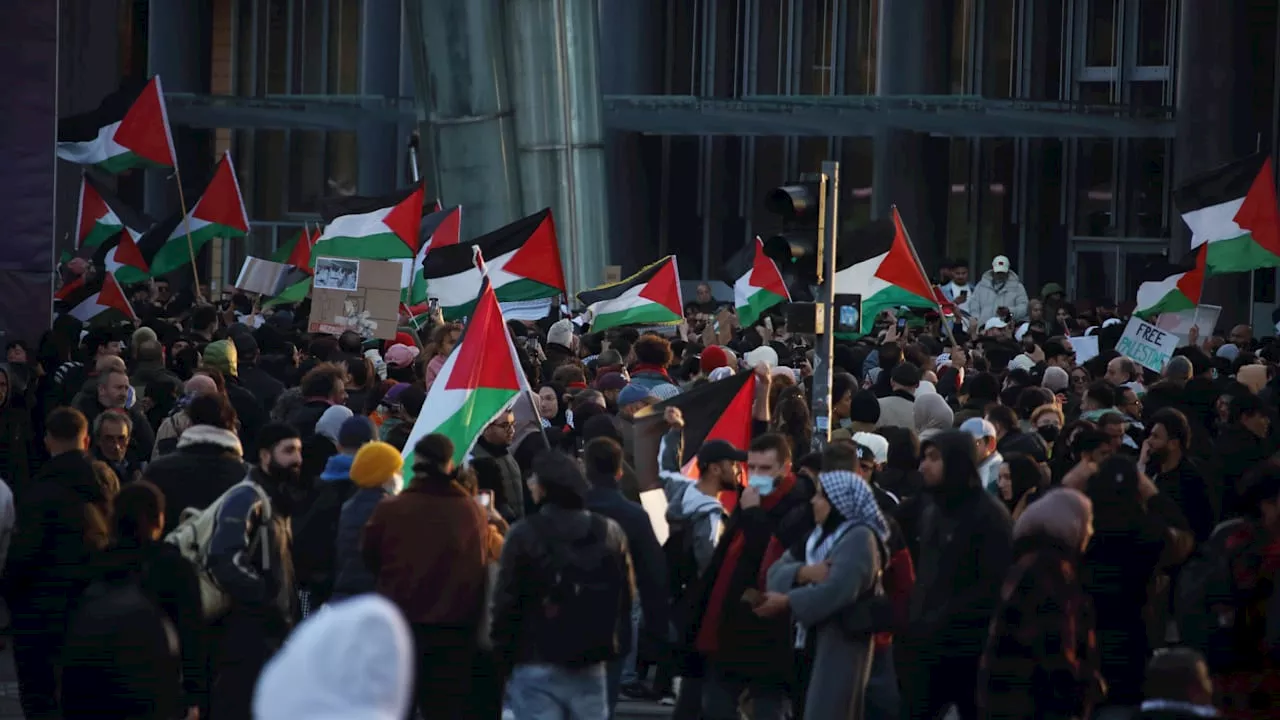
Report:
1070,335,1100,364
1115,317,1179,373
1155,304,1222,337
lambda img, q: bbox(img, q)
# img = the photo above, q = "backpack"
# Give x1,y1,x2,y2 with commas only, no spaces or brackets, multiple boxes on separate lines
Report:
528,512,627,667
164,479,272,620
1175,517,1253,670
663,505,719,614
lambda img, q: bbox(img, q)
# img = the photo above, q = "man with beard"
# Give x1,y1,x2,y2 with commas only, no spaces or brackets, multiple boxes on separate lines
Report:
1144,408,1218,543
206,422,303,719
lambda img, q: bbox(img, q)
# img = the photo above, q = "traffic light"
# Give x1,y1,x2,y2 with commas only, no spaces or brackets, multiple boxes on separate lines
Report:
763,180,822,301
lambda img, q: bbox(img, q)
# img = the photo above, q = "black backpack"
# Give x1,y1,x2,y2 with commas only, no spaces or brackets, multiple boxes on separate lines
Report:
1175,518,1253,670
528,512,627,667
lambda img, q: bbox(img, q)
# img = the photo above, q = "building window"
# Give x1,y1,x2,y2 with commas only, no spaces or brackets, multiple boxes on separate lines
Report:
1136,0,1171,67
1075,139,1115,237
327,0,361,94
946,139,972,264
1084,0,1117,68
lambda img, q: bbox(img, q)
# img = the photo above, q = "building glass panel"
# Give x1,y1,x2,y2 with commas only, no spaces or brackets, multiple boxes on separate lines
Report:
1085,0,1118,68
983,0,1016,98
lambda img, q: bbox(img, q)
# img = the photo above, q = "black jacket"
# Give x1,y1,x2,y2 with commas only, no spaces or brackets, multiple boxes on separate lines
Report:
996,428,1049,464
904,431,1013,663
238,365,285,419
1214,425,1276,517
225,377,266,458
284,399,333,440
586,474,671,661
207,467,295,632
143,425,248,515
1148,456,1218,543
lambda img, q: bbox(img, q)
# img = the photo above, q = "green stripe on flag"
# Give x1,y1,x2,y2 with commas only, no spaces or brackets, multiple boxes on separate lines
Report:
402,387,518,468
591,304,683,333
439,278,561,319
1205,234,1280,274
737,289,787,328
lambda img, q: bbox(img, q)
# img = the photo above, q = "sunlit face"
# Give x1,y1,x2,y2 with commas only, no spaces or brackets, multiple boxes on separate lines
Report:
1034,413,1061,432
920,445,944,487
997,463,1013,501
99,372,130,409
484,413,516,446
951,266,969,285
95,418,130,463
537,387,560,419
746,449,783,481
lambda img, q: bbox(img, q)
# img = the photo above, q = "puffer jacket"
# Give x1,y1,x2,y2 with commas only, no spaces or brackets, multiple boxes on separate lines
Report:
969,270,1030,324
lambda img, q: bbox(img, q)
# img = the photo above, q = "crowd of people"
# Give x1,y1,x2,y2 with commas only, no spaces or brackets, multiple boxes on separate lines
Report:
0,259,1275,719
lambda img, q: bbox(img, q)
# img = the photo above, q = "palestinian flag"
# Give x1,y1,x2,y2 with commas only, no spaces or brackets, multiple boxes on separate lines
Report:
734,237,790,327
422,208,564,318
401,251,529,467
76,173,151,249
313,185,425,261
56,272,137,325
1135,244,1207,318
648,370,757,510
834,208,938,336
403,204,462,305
57,76,176,173
262,277,312,307
137,151,250,276
1175,153,1280,275
578,256,683,332
95,230,151,286
272,225,319,274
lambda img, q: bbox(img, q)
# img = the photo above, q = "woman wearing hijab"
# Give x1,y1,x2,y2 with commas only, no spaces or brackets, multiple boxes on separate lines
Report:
913,393,954,441
535,382,568,430
997,453,1048,519
977,488,1105,720
761,469,889,720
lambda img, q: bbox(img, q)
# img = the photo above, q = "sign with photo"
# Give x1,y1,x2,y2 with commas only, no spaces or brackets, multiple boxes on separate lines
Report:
308,257,402,340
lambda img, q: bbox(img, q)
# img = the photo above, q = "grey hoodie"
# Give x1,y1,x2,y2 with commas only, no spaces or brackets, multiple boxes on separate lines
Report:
969,269,1029,324
658,428,725,574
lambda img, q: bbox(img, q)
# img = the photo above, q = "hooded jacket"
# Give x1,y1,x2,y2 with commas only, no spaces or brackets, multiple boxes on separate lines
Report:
292,453,357,603
905,431,1013,662
144,425,248,516
0,363,34,489
969,270,1030,324
207,466,296,632
658,428,727,575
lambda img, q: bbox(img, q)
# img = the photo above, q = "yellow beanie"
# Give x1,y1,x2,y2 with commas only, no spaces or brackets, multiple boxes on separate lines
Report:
350,442,404,489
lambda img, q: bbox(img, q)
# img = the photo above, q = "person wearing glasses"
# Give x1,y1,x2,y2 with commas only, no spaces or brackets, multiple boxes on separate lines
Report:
471,412,525,522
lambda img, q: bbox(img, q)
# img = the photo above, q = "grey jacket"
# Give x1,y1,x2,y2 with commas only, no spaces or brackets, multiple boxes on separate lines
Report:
658,428,724,575
969,270,1030,324
876,393,915,431
767,525,881,720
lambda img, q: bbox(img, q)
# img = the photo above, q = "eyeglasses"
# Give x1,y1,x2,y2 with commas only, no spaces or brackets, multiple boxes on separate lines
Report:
491,420,515,430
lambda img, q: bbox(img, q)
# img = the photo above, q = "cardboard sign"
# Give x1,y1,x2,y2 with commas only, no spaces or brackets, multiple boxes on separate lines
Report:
1115,317,1178,372
308,258,403,340
1155,304,1222,337
604,265,622,284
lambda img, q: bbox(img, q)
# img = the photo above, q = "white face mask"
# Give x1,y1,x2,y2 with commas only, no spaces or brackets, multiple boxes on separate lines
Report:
839,418,853,430
747,474,776,494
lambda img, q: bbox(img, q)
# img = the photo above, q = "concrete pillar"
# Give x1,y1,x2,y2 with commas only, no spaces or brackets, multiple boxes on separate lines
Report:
505,0,611,296
356,0,400,197
407,0,522,239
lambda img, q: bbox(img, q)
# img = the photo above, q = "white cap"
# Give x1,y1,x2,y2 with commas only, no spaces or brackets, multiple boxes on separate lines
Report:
983,317,1009,331
992,255,1011,273
1102,318,1122,328
1014,322,1030,342
744,345,778,370
960,417,998,440
852,432,890,465
1008,354,1036,373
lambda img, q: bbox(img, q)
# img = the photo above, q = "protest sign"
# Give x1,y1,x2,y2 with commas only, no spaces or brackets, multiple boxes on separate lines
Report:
1071,335,1100,364
1115,317,1179,373
309,258,402,340
1156,304,1222,338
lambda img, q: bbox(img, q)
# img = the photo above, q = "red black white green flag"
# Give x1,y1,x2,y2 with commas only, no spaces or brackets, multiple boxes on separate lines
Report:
57,76,177,173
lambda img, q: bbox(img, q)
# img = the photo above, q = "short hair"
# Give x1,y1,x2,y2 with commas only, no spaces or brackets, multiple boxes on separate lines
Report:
112,480,166,543
820,442,858,472
98,366,130,388
1172,345,1212,377
187,393,237,430
1016,387,1055,420
84,329,115,356
530,450,588,509
633,334,673,367
47,407,88,443
4,339,28,353
412,433,455,474
308,335,341,362
1143,647,1212,704
984,404,1018,433
749,432,794,469
1084,381,1116,409
344,356,371,388
135,339,163,363
552,364,587,386
890,362,922,388
583,437,623,477
1149,407,1190,450
90,460,121,502
1164,356,1193,381
338,330,364,354
1112,356,1140,381
1230,392,1268,424
878,343,903,370
1074,428,1110,456
962,372,1000,403
93,409,132,437
596,349,623,368
300,363,346,398
256,422,300,455
1098,411,1126,431
191,305,218,331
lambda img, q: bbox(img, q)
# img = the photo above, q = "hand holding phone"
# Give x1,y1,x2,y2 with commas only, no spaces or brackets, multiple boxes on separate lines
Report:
476,490,493,508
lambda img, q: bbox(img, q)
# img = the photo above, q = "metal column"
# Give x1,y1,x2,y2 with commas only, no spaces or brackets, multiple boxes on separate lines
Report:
811,161,839,452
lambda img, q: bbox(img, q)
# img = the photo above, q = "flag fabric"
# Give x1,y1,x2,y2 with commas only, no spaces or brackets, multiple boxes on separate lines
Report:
422,208,565,318
76,173,151,250
95,230,151,286
834,209,938,336
1175,153,1280,275
734,237,791,327
578,256,683,333
55,275,87,302
57,273,137,325
403,205,462,305
313,185,426,261
262,277,312,307
57,76,176,173
137,151,250,276
401,254,530,467
1135,245,1207,318
272,226,319,274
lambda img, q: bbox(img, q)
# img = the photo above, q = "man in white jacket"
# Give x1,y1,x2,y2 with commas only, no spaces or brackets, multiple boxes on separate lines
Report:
968,255,1029,325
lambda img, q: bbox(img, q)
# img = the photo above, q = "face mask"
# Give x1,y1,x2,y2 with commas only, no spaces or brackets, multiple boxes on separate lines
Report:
747,474,776,495
839,418,853,430
1037,425,1061,444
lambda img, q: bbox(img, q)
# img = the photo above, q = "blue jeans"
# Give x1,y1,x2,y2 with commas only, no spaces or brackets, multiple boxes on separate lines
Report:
865,644,900,720
701,664,788,720
620,602,642,684
506,663,609,720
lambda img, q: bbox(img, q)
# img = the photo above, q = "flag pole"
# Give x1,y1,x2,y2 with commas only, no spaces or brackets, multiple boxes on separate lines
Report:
171,165,202,301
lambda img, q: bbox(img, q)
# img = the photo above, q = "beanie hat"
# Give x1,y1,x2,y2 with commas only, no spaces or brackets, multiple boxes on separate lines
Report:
700,346,729,375
594,372,628,392
548,319,576,349
745,345,778,370
849,389,881,424
350,442,405,489
204,339,238,377
338,416,376,451
651,383,682,401
316,405,355,445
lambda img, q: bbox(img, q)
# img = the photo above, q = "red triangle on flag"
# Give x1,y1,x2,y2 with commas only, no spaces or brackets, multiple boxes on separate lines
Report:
191,153,250,233
112,77,175,168
1175,244,1208,305
503,212,566,291
675,373,757,510
639,258,683,316
78,179,108,244
99,273,137,322
444,278,521,392
748,237,790,299
287,227,316,274
432,206,462,249
1234,156,1280,256
381,185,426,253
55,275,86,301
874,209,937,302
115,232,150,273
